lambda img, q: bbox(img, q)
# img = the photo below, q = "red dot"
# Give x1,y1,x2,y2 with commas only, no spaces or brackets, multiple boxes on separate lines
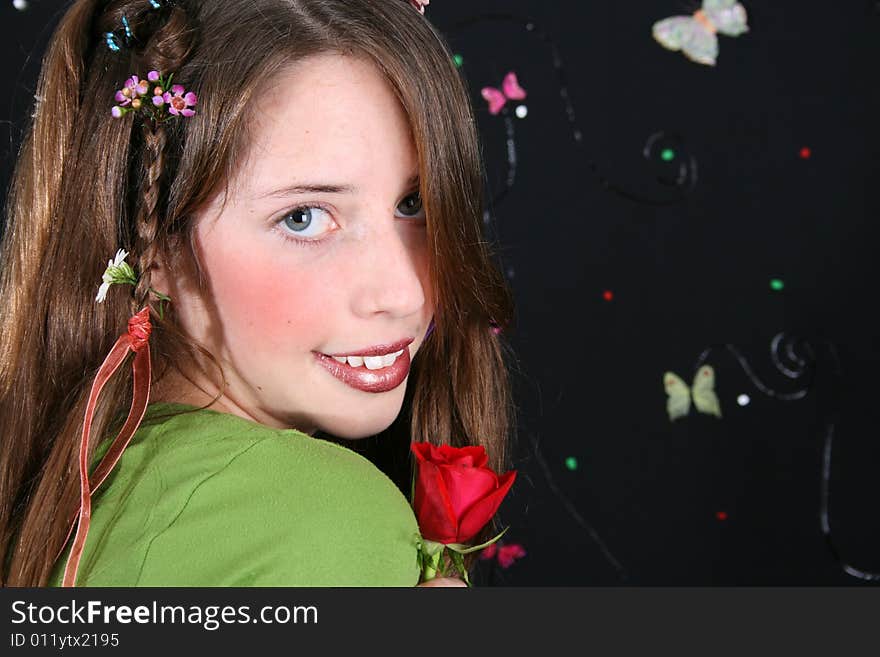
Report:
602,290,614,302
716,511,728,521
799,146,812,159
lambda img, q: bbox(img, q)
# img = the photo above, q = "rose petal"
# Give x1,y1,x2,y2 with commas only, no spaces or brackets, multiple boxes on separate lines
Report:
456,470,516,543
433,445,458,464
429,444,489,468
444,446,489,468
411,442,434,462
427,443,449,463
413,460,459,543
438,464,498,519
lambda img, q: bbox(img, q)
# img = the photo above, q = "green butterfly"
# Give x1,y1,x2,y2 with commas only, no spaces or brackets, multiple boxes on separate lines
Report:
663,365,722,421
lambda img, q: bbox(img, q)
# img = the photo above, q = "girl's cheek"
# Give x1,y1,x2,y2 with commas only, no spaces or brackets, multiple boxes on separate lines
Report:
206,243,332,349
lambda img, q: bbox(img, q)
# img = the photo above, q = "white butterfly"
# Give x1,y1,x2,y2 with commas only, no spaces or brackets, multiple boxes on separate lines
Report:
663,365,723,421
652,0,749,66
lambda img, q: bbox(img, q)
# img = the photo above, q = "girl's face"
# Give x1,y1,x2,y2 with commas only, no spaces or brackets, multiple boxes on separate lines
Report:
155,54,434,438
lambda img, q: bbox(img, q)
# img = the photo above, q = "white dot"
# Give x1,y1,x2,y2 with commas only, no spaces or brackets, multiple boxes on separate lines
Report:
515,105,528,119
13,0,29,10
737,394,750,406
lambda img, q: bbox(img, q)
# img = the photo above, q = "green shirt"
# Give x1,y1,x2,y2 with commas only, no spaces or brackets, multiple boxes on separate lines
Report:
48,403,421,586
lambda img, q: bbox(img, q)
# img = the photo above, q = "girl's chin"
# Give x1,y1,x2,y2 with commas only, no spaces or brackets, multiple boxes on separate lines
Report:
318,418,396,440
313,404,403,440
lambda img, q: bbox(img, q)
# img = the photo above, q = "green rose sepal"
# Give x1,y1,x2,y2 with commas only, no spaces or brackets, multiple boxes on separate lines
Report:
416,526,510,587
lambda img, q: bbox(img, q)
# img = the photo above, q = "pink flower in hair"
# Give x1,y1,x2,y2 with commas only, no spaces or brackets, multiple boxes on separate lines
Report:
111,71,197,121
408,0,429,14
114,76,148,107
162,85,198,117
125,76,149,97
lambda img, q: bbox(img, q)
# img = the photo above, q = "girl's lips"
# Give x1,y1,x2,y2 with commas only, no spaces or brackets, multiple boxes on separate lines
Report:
314,348,411,393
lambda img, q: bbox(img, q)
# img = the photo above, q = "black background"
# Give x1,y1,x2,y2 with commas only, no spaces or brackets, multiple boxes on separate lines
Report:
2,1,878,586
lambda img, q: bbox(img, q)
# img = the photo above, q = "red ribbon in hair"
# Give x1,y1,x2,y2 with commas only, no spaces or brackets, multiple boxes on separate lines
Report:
58,307,153,587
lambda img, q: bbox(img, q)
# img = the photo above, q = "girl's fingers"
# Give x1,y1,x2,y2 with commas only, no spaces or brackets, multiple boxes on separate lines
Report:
416,577,467,587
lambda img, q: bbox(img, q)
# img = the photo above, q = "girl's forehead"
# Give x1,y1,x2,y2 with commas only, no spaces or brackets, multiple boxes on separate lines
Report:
237,54,418,195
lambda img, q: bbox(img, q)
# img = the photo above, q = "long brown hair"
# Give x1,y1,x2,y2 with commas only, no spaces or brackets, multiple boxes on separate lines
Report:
0,0,516,586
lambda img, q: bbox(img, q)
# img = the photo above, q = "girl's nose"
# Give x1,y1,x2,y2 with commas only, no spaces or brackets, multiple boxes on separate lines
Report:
350,222,427,320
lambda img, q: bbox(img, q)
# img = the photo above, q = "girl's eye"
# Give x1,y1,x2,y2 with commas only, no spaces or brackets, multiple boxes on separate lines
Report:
396,191,425,219
277,205,335,241
275,193,423,246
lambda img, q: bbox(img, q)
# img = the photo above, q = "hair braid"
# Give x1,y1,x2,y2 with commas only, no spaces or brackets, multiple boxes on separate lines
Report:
133,122,166,309
101,2,195,311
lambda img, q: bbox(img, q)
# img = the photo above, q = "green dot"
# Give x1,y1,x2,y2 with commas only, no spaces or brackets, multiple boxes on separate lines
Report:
660,148,675,161
452,54,464,68
770,279,785,291
565,457,578,471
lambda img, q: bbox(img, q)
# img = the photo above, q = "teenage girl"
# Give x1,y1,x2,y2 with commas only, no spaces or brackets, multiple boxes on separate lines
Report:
0,0,515,587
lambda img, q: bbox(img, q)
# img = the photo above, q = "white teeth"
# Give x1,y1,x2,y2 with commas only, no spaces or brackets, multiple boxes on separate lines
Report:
385,349,405,366
363,356,384,370
329,348,406,369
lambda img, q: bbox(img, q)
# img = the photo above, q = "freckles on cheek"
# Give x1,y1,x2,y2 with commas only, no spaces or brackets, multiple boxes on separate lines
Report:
209,250,328,350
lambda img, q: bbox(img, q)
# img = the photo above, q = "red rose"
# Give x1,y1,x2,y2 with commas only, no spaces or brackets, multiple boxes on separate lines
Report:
411,442,516,545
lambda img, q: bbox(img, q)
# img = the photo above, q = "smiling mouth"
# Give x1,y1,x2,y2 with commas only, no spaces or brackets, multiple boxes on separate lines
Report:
314,348,412,393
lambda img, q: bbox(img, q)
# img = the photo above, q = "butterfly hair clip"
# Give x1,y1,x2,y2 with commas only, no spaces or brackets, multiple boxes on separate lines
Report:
663,365,722,422
652,0,749,66
104,1,170,53
481,72,527,116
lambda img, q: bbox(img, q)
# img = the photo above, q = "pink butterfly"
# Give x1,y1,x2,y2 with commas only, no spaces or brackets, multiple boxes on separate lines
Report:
481,72,527,116
480,541,527,568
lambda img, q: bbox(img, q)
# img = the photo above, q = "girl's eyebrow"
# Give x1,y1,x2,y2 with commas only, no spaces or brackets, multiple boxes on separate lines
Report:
255,173,419,200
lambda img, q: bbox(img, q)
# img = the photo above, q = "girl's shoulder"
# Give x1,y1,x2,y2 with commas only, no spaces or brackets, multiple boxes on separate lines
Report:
109,402,413,511
127,402,402,493
49,403,420,587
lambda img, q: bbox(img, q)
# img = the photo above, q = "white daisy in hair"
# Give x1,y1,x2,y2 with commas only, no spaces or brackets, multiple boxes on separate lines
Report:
96,249,136,302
